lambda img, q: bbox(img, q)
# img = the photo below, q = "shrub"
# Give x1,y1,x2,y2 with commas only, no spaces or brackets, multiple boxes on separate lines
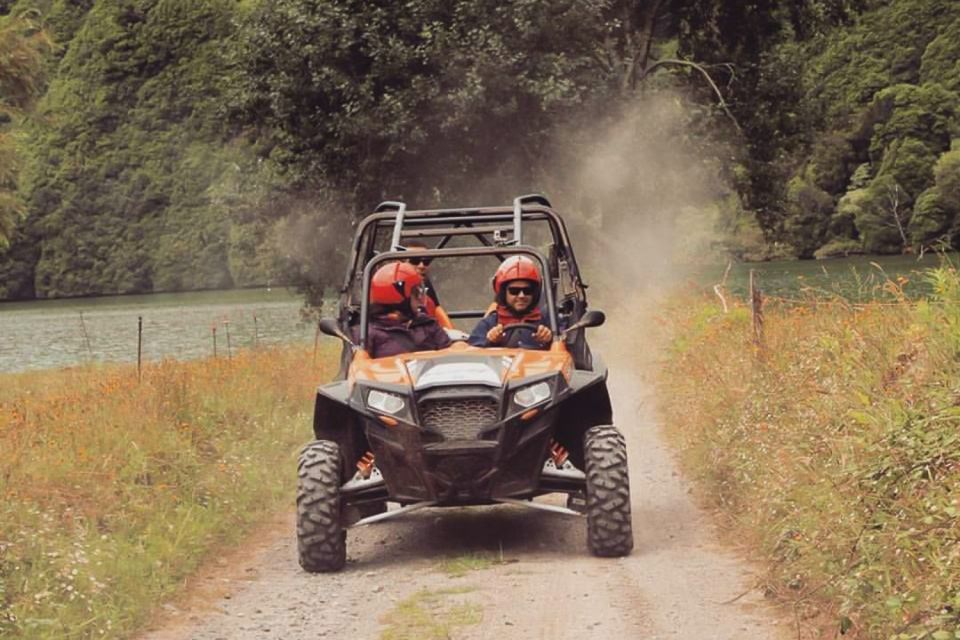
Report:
813,237,864,258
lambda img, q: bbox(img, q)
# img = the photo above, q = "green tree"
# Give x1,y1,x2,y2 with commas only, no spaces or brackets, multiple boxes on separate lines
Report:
230,0,611,207
910,144,960,246
9,0,94,43
919,14,960,92
909,187,951,245
0,12,49,246
783,174,833,257
850,138,939,252
935,144,960,211
19,0,246,297
814,186,866,258
856,175,912,253
867,83,957,160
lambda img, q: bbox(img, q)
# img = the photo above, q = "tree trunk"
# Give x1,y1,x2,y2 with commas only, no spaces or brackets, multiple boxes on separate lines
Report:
602,0,667,95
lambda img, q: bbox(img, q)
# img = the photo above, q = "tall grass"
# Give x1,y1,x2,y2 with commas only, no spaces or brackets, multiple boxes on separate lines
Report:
656,266,960,640
0,345,336,639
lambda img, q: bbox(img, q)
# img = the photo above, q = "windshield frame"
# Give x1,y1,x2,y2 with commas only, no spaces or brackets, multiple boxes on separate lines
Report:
359,246,558,349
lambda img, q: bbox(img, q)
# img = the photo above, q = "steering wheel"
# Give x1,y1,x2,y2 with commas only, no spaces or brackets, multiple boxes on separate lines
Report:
501,322,541,337
497,322,545,347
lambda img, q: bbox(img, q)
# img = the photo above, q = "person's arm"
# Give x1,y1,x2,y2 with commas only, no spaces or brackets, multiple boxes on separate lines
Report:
433,304,454,329
425,320,451,350
468,313,497,347
531,320,553,347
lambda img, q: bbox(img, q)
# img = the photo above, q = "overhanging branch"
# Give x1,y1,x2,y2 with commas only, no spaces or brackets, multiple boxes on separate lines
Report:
641,58,742,133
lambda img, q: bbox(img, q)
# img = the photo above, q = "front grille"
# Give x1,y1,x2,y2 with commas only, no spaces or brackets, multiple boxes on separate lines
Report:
419,397,498,440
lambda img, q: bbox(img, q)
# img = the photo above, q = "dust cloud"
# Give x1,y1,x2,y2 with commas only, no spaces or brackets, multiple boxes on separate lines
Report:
539,91,731,311
269,90,733,317
269,189,358,310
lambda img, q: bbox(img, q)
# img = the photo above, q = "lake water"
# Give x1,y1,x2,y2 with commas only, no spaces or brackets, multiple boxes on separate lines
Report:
0,289,317,373
0,253,953,373
694,252,953,301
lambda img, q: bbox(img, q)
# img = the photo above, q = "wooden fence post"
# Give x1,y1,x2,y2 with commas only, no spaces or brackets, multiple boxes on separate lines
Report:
79,312,93,359
137,316,143,381
750,269,764,348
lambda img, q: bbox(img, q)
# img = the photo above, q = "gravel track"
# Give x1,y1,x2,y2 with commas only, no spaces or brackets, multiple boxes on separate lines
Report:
138,330,791,640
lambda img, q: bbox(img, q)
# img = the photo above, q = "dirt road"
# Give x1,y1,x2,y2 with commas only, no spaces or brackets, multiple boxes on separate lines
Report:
139,333,790,640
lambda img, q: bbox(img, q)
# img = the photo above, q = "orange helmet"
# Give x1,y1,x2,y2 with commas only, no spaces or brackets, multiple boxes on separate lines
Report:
493,256,542,306
370,262,423,305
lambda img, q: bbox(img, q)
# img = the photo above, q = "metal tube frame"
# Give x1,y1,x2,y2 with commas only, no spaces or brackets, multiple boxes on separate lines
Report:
339,204,580,296
385,201,408,251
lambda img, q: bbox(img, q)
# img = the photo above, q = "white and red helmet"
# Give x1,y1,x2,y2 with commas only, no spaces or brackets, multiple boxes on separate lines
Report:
492,256,542,306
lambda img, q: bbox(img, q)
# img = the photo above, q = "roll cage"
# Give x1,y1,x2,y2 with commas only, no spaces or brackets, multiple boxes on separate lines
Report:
332,194,595,368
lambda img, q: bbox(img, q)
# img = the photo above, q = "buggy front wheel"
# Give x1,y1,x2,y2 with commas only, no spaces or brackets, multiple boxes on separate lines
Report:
297,440,346,572
583,425,634,557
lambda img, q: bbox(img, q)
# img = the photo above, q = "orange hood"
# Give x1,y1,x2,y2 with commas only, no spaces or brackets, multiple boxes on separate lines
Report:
348,341,573,390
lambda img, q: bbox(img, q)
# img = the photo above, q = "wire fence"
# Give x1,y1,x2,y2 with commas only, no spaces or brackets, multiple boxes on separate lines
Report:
0,300,317,374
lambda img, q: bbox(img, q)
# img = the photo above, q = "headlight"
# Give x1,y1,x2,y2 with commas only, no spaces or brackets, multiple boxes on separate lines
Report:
512,381,551,408
367,389,406,415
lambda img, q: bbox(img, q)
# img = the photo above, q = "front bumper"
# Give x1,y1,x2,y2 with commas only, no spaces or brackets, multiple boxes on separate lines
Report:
359,406,565,504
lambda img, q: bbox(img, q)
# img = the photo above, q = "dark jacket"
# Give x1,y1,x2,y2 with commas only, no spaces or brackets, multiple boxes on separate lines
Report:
468,309,553,350
419,276,441,318
354,314,451,358
422,276,440,307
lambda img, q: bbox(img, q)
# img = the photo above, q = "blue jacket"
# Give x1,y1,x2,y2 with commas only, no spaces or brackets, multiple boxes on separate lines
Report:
468,310,553,350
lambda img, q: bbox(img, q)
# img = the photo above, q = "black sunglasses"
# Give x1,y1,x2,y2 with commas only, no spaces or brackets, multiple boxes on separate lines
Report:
406,257,432,266
506,286,534,296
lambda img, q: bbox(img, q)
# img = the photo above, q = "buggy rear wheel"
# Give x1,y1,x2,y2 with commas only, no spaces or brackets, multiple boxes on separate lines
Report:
584,425,633,557
297,440,346,572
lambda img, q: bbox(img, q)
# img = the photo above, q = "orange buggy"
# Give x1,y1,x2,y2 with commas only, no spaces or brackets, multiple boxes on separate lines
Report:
298,195,632,571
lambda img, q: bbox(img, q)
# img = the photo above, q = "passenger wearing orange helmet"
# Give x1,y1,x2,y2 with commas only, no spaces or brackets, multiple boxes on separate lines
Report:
353,262,451,358
468,256,553,349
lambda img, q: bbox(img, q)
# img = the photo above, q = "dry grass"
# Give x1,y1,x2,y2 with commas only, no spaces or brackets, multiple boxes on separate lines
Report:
656,267,960,640
0,344,337,639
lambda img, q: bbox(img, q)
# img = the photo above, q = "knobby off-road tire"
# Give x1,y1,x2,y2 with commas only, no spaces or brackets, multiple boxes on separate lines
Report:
297,440,346,572
584,425,634,557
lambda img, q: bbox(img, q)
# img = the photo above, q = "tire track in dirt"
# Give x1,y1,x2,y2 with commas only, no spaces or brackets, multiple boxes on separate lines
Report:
138,329,790,640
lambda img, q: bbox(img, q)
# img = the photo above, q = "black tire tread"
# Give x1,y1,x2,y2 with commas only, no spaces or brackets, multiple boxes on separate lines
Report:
584,425,634,557
296,440,346,572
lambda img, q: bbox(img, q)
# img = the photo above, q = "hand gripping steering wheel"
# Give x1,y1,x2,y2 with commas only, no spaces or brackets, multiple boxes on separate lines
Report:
500,322,541,337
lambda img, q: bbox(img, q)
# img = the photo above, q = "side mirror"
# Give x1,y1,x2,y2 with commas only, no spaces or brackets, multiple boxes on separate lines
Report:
318,318,356,346
561,309,605,338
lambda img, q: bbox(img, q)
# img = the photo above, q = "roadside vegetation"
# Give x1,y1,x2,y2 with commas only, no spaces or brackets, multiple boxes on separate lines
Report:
0,345,336,639
656,264,960,639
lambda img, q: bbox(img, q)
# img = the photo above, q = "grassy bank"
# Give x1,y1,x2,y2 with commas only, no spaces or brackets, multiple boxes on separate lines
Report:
656,267,960,640
0,345,336,639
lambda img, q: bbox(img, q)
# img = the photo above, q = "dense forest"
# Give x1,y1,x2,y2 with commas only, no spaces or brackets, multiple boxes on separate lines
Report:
0,0,957,300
